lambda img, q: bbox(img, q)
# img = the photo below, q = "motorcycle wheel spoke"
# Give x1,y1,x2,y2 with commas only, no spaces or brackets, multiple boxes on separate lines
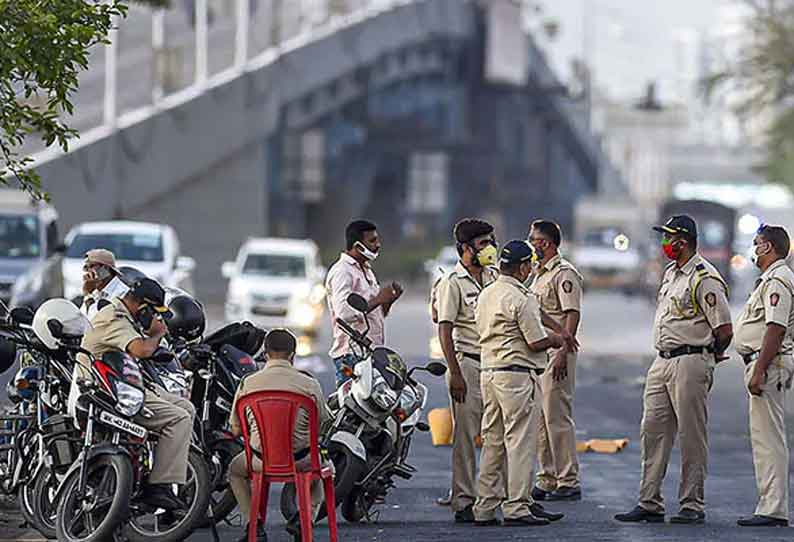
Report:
68,509,86,535
85,508,96,533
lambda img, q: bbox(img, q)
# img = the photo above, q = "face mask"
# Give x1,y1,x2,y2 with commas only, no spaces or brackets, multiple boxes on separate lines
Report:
751,242,770,266
661,238,681,260
473,244,498,267
355,241,379,262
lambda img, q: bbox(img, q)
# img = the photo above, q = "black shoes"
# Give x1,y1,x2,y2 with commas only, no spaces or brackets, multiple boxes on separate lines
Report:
503,514,551,526
141,484,185,511
530,503,564,522
547,486,582,501
737,515,789,527
614,505,665,523
473,518,501,527
236,523,268,542
454,505,476,524
670,508,705,524
531,486,551,501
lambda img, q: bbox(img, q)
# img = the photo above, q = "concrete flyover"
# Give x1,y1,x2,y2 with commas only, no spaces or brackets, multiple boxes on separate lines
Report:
30,0,605,300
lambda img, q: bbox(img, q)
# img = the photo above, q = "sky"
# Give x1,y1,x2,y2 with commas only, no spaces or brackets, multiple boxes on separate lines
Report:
538,0,732,104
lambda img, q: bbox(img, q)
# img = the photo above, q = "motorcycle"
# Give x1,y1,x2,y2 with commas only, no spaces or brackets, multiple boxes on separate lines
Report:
168,321,262,524
50,316,211,542
0,303,77,539
281,292,446,523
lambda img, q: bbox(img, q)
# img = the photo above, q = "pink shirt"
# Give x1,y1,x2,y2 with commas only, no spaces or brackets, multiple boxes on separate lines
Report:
326,252,386,358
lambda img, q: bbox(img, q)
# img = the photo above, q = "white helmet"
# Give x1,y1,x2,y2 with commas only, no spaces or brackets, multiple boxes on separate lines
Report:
33,298,93,350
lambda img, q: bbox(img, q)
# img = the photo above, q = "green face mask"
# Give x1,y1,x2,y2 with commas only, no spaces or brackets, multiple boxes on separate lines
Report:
475,244,498,267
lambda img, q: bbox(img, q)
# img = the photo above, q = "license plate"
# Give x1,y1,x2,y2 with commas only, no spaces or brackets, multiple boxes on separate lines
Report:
98,410,147,439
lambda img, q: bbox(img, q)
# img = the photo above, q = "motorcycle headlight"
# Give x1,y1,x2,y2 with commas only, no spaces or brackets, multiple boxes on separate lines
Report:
115,382,144,417
371,381,398,410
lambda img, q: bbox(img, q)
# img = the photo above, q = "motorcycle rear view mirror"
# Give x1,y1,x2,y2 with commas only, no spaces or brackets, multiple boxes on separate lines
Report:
11,307,35,326
346,293,368,313
424,361,447,376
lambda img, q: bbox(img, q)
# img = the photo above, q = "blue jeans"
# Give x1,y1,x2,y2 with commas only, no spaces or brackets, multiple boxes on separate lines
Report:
334,354,359,388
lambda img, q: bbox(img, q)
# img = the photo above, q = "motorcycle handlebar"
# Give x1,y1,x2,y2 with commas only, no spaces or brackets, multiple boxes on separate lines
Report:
335,318,372,348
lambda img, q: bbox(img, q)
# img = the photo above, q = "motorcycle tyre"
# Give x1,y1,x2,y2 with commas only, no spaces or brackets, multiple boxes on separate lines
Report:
199,439,243,527
27,467,59,539
55,454,133,542
279,441,366,522
124,450,211,542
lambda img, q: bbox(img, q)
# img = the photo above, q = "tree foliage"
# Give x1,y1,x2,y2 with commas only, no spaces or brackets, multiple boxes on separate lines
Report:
703,0,794,185
0,0,171,200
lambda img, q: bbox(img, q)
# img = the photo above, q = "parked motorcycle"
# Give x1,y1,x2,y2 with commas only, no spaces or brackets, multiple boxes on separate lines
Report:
42,301,211,542
281,292,446,523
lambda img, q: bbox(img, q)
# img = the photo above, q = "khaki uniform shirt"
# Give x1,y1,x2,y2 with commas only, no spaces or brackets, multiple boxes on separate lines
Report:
653,254,731,351
476,275,548,370
530,255,583,331
78,298,143,376
229,358,332,453
436,262,498,356
735,259,794,356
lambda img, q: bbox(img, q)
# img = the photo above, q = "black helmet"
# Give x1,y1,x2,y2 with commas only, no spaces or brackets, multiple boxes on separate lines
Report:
0,336,16,375
166,295,205,341
117,266,148,286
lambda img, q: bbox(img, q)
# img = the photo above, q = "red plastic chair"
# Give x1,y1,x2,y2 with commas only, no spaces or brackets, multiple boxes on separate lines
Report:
236,390,338,542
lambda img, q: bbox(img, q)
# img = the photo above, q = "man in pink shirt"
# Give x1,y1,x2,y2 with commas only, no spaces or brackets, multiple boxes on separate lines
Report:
326,220,404,387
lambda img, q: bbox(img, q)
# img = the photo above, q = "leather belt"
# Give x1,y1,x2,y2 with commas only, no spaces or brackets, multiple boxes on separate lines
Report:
658,345,714,360
742,351,761,365
483,364,544,376
462,352,481,362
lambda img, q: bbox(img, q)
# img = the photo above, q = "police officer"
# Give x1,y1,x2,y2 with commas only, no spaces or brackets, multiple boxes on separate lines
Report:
528,220,584,502
436,218,499,522
229,328,332,542
79,249,129,319
615,215,733,524
79,278,195,511
473,240,565,527
735,225,794,527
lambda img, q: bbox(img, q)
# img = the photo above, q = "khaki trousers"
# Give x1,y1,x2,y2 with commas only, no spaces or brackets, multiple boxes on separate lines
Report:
474,370,537,521
229,452,329,518
136,386,195,484
447,353,483,512
639,353,714,514
745,356,794,520
536,350,579,491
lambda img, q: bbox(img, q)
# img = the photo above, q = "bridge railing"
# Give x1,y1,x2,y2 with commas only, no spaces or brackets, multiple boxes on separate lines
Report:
27,0,405,164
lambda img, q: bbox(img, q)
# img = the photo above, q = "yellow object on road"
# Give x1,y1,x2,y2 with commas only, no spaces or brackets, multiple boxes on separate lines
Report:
429,408,453,446
576,438,630,454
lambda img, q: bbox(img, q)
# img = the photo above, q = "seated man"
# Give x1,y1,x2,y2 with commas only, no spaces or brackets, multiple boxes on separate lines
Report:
229,328,333,542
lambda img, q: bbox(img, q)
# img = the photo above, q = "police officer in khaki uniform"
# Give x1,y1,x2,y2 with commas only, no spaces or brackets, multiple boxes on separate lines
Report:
229,329,332,542
735,225,794,527
616,215,733,524
473,240,565,527
79,278,195,511
528,220,584,502
79,249,128,319
436,218,499,522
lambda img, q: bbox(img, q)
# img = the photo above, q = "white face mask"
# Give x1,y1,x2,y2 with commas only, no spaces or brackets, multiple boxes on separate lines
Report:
355,241,379,262
751,242,770,267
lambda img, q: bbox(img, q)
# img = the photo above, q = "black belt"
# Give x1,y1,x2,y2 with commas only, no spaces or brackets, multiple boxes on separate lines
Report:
253,447,310,461
462,352,481,362
658,345,713,360
484,364,544,376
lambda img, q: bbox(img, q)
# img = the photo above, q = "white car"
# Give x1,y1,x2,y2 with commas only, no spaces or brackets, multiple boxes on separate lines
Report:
222,238,327,335
424,246,458,285
62,221,196,300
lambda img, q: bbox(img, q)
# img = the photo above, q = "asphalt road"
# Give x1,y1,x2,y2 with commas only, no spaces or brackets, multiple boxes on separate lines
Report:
4,291,794,541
